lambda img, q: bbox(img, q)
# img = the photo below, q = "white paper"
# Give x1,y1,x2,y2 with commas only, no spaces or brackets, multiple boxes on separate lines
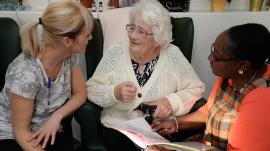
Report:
105,117,216,151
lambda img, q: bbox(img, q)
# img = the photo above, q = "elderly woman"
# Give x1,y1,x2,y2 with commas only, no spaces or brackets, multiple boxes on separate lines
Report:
86,0,204,150
152,23,270,151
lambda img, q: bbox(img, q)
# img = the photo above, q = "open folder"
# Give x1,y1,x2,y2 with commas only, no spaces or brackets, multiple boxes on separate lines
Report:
104,117,216,151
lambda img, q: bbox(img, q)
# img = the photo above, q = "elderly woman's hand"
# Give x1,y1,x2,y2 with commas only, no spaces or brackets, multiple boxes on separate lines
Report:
114,81,137,102
149,98,172,118
151,118,177,136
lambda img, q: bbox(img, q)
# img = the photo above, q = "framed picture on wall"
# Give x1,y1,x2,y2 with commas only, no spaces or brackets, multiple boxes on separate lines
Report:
158,0,190,12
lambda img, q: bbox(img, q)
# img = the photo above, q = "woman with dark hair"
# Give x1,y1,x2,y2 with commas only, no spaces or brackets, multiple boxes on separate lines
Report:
151,23,270,151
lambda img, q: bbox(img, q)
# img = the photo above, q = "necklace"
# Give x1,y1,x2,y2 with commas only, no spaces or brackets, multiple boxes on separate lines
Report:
233,71,258,94
138,65,145,74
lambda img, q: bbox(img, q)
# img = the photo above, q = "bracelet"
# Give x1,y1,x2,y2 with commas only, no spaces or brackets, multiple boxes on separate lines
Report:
172,116,179,133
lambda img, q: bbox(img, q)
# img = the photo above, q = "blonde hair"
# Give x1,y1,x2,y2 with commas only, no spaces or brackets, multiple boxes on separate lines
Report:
129,0,172,49
20,0,93,58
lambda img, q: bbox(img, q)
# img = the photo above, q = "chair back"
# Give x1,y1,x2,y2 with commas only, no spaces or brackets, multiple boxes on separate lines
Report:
171,17,194,63
84,17,194,79
85,19,104,79
0,17,21,90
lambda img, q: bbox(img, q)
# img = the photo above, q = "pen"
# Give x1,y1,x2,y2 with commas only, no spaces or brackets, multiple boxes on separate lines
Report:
47,77,52,106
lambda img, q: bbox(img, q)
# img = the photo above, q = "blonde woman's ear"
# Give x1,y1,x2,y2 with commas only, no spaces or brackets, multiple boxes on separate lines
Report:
62,36,73,48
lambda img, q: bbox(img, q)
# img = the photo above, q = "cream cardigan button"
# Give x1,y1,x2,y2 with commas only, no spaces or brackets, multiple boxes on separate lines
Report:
138,93,142,98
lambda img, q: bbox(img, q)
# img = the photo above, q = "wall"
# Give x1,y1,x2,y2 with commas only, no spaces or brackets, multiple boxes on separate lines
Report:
98,0,268,12
190,0,250,11
169,12,270,97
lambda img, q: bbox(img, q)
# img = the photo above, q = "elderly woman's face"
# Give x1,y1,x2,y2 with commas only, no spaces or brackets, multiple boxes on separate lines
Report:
128,16,160,54
208,32,239,78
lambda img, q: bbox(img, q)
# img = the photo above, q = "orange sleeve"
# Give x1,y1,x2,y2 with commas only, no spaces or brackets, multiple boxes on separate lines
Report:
228,87,270,151
198,77,222,117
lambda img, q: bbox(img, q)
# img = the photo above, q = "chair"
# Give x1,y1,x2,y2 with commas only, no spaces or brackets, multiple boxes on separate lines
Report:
171,17,207,114
0,17,21,90
74,19,107,151
171,17,194,63
74,16,206,151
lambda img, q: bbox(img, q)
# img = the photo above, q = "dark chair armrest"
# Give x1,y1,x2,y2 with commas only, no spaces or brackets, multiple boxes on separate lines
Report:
189,97,207,114
74,101,107,151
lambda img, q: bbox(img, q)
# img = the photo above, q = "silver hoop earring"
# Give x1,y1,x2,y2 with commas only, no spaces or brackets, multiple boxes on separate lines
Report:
238,69,244,75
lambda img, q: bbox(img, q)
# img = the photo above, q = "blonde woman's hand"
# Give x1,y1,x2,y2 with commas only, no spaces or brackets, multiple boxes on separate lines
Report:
27,113,62,149
114,81,137,102
149,98,172,118
151,119,177,136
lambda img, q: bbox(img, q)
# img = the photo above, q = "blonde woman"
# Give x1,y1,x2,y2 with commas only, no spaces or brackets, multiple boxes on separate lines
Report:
0,1,93,150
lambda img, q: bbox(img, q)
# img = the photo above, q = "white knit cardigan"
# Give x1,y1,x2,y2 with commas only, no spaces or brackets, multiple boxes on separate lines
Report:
86,44,205,125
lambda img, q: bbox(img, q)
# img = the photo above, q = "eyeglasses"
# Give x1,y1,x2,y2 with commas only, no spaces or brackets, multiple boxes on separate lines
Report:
126,24,153,38
210,44,237,62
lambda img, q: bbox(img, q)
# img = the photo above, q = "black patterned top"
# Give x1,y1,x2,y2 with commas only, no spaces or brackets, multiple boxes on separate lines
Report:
132,55,159,87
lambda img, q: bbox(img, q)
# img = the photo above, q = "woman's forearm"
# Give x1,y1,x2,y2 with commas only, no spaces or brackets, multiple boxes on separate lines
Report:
14,129,44,151
53,91,86,120
54,64,87,119
10,93,44,151
177,110,206,131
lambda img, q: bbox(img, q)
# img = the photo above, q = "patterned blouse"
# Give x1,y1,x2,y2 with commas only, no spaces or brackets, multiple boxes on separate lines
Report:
132,55,159,87
204,77,270,150
0,53,79,139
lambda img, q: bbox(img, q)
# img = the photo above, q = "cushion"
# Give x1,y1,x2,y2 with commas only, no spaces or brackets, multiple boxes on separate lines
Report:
0,17,21,90
98,7,131,53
